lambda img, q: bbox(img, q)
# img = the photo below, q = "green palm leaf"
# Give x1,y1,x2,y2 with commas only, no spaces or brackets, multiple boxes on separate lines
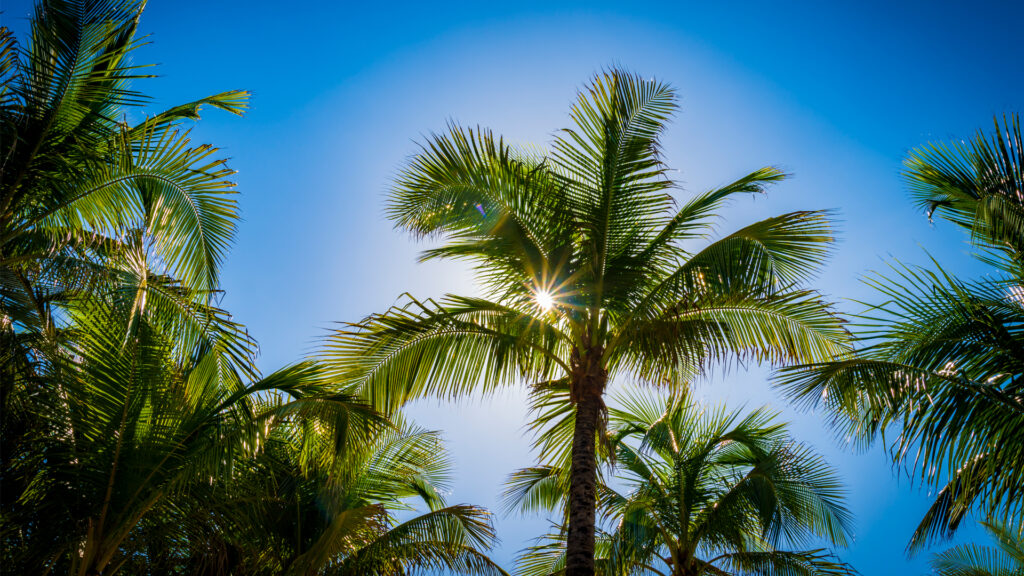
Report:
930,520,1024,576
905,115,1024,272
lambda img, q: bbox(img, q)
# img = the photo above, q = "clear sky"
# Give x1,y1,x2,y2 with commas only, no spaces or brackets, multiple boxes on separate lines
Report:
3,1,1020,573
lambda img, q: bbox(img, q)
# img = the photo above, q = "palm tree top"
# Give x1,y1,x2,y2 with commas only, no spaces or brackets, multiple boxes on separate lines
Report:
508,390,857,576
2,0,250,298
329,68,848,411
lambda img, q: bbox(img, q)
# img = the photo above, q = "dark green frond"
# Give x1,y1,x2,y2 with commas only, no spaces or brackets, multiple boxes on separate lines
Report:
930,520,1024,576
905,114,1024,270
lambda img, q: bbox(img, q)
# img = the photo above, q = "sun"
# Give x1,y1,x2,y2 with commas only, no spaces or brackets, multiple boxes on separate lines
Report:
535,290,555,312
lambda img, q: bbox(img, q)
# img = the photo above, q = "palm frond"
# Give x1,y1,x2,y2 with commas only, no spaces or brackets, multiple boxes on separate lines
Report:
614,287,849,386
930,520,1024,576
713,549,858,576
638,166,789,265
502,465,569,517
341,505,508,576
324,294,569,414
777,258,1024,548
905,114,1024,270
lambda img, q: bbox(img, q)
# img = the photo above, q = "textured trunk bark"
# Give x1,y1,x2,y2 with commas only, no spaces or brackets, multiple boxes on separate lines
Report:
565,389,600,576
565,346,606,576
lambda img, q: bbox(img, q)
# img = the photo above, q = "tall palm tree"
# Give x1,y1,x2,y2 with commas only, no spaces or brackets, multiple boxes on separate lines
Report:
326,69,850,574
930,521,1024,576
159,416,509,576
506,392,856,576
1,0,248,368
777,115,1024,550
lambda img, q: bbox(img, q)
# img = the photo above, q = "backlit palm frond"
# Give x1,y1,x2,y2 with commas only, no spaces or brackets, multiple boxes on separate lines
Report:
388,124,576,302
20,0,149,137
682,210,836,292
902,368,1024,551
340,505,508,576
855,262,1024,375
908,454,997,553
128,90,249,138
614,287,849,386
244,369,386,476
524,377,586,467
204,409,504,576
0,25,19,111
986,521,1024,566
3,292,388,575
779,351,1024,543
514,529,626,576
22,122,241,295
0,222,256,378
502,465,570,518
713,549,858,576
775,356,923,448
634,167,789,269
625,209,836,323
334,416,452,510
666,167,788,237
324,293,570,414
515,530,571,576
2,1,249,345
110,272,257,377
552,69,678,311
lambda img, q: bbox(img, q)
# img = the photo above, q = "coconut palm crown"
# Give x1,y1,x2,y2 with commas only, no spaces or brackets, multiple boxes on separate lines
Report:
777,115,1024,551
327,69,850,575
507,392,856,576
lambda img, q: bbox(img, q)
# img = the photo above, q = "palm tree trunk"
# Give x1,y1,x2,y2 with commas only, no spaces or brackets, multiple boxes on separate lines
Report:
565,347,606,576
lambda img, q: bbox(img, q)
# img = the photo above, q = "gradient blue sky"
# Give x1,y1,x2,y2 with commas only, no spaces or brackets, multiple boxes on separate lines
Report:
4,1,1021,573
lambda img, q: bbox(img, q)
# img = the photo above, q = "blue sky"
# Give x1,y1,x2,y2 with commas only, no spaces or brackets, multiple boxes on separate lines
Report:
4,0,1021,573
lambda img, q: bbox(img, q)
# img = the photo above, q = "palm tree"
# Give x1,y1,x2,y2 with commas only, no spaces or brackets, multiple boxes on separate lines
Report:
1,0,247,368
930,521,1024,576
777,115,1024,550
162,416,509,576
2,289,385,576
505,392,856,576
326,69,850,574
1,7,266,570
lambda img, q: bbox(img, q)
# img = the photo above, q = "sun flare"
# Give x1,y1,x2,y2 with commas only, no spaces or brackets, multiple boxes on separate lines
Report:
535,290,555,312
